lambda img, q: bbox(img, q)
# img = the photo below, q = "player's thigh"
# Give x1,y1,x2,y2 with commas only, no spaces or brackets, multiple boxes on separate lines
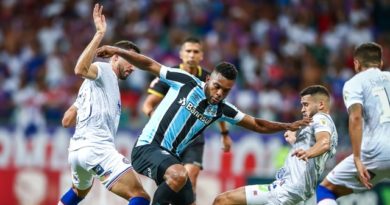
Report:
90,147,135,191
245,184,280,205
131,144,182,185
181,138,204,169
326,155,390,192
68,149,94,191
245,183,302,205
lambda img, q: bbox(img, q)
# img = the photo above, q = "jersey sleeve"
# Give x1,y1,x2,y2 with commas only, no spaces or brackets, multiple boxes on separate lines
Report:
147,77,169,98
312,113,332,134
220,101,245,124
92,62,112,86
73,98,81,109
343,78,363,110
159,65,198,89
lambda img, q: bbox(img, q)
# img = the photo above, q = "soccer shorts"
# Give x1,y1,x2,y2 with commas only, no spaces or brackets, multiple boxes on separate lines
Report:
245,180,304,205
180,135,205,169
68,146,133,190
326,154,390,192
131,143,182,185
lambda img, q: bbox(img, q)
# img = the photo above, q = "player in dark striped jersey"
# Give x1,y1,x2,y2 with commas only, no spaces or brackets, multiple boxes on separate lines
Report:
97,45,311,205
142,37,232,200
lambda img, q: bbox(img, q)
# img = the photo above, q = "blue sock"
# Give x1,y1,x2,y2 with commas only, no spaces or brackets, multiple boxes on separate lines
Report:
129,196,150,205
316,184,337,203
60,188,84,205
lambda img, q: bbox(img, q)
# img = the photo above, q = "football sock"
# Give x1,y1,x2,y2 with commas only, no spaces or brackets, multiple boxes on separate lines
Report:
129,196,150,205
59,188,84,205
317,185,337,205
152,182,176,205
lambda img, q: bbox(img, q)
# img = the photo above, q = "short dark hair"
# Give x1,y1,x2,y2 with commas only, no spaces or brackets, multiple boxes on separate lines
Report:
214,62,238,80
114,40,141,54
354,42,382,68
183,36,201,44
300,85,330,98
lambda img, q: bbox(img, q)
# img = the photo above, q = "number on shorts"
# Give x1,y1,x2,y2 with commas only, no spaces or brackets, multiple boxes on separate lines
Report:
373,86,390,123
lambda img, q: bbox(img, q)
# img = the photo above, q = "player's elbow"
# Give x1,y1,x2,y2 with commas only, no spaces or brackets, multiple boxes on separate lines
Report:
142,104,154,117
62,118,71,128
74,68,86,77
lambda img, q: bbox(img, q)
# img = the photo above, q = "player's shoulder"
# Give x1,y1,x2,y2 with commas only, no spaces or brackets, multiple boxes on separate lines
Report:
312,112,333,125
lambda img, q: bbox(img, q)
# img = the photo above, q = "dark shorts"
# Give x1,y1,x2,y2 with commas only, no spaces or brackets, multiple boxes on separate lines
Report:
180,135,205,169
131,143,181,185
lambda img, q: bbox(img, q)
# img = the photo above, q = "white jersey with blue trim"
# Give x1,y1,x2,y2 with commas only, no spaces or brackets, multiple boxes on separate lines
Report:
136,65,245,156
69,62,121,151
343,68,390,160
277,112,338,200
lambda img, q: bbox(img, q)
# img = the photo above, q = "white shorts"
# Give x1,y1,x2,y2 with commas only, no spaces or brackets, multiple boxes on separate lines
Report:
68,146,133,190
326,155,390,192
245,181,304,205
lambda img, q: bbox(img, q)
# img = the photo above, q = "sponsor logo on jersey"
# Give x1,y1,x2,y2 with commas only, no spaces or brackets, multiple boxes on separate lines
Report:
186,102,212,124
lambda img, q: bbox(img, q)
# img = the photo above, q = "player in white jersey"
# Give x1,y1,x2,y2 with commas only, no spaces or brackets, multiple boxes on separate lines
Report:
58,4,150,205
213,85,338,205
316,42,390,205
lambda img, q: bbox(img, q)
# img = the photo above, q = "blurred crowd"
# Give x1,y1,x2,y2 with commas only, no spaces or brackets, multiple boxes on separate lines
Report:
2,0,390,147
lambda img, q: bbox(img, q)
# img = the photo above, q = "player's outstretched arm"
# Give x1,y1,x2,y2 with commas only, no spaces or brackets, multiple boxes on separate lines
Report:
74,3,105,80
96,46,162,76
237,115,311,134
62,105,77,128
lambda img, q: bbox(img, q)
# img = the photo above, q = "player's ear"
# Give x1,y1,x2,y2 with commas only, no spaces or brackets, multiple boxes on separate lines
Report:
380,60,384,68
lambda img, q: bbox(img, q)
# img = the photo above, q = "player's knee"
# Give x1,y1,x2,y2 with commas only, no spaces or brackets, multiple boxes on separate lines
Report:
129,189,150,201
165,164,188,190
213,193,229,205
73,185,92,198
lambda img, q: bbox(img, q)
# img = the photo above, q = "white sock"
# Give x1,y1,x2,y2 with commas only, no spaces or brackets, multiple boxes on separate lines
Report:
318,198,337,205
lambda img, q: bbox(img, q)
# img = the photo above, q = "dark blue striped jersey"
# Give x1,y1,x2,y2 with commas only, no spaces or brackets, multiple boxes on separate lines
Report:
147,64,210,144
136,66,245,156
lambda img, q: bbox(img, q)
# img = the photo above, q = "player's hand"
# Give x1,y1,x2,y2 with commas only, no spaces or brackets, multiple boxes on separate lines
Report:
354,157,373,189
93,3,106,35
221,134,232,152
288,116,312,131
284,130,296,145
292,148,309,162
96,45,117,58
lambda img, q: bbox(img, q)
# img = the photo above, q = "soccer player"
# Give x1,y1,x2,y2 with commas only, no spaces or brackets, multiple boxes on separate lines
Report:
316,42,390,205
58,4,149,205
142,37,232,197
96,45,311,205
212,85,338,205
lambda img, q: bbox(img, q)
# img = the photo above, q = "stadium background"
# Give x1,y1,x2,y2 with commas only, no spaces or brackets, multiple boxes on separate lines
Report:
0,0,390,204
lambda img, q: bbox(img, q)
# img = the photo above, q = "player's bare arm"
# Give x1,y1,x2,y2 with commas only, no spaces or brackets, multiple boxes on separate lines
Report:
348,103,372,189
74,3,106,80
237,115,311,134
142,94,163,117
292,131,331,162
218,121,232,152
96,46,162,76
62,105,77,128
